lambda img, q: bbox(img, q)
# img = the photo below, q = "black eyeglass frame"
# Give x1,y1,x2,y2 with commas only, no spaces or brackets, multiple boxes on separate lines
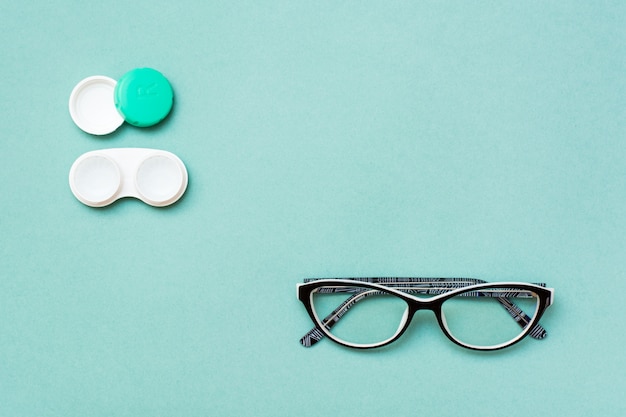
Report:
297,279,554,351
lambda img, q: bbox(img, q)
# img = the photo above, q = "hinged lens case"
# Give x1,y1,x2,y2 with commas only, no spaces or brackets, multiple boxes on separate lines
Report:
69,148,188,207
69,68,173,135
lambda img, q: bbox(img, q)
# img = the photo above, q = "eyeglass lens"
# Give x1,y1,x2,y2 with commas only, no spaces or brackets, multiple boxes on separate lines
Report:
311,286,408,346
441,288,539,348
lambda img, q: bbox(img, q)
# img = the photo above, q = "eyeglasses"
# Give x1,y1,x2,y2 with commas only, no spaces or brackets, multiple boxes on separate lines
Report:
297,278,555,351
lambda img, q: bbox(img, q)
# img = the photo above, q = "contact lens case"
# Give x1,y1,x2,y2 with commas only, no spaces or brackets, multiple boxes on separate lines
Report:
69,68,173,135
69,148,188,207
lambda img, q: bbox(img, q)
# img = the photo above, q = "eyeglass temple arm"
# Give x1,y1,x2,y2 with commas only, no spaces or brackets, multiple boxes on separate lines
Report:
497,296,548,340
300,285,547,347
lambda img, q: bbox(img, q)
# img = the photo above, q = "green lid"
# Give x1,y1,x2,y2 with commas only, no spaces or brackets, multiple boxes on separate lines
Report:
114,68,173,127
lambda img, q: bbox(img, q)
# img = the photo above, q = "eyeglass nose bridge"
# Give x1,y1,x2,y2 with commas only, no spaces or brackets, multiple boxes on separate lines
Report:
365,301,452,351
401,297,447,328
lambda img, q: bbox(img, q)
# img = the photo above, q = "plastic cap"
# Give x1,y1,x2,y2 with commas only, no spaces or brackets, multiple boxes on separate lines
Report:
69,76,124,135
114,68,173,127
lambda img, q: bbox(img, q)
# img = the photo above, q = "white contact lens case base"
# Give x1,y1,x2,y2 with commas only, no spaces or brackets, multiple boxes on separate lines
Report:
69,148,188,207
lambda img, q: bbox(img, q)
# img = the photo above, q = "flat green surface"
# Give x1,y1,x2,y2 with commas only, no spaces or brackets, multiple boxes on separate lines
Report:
1,1,624,416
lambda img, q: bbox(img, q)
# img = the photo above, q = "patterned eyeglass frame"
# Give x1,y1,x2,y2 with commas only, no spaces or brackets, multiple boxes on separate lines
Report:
297,278,555,351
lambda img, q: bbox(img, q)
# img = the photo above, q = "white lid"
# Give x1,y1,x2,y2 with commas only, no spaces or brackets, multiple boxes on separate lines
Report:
69,76,124,135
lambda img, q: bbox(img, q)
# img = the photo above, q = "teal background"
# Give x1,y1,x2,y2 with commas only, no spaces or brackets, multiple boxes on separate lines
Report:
1,1,624,416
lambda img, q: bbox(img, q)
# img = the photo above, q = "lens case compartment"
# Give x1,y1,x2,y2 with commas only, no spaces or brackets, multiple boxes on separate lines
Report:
69,148,188,207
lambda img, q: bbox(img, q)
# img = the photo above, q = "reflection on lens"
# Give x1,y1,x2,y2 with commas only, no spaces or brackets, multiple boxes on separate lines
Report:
441,288,539,348
311,286,408,347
